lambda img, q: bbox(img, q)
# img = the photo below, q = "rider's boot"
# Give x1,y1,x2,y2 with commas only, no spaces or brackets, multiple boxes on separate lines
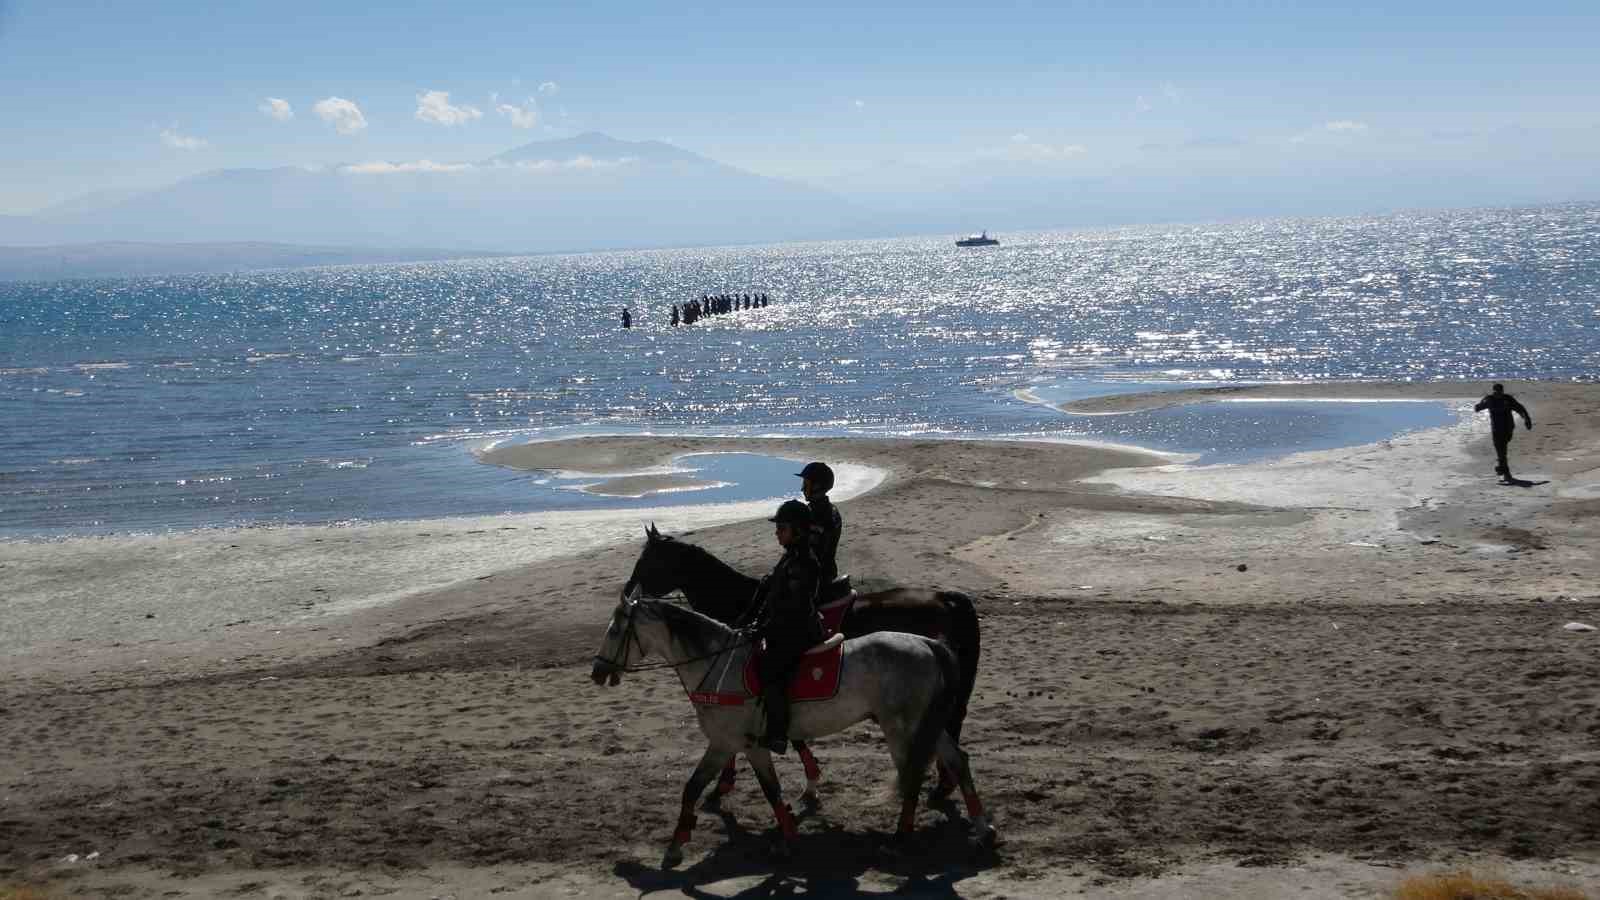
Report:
762,684,790,755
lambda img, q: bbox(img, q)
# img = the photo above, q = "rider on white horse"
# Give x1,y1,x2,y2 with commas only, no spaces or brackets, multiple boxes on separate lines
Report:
757,499,824,756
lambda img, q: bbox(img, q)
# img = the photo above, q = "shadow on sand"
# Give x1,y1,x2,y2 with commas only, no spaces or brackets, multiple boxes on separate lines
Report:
614,796,994,898
1500,477,1549,488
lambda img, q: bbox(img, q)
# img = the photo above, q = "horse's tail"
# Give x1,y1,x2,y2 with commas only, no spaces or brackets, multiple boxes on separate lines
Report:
937,590,981,743
899,637,960,802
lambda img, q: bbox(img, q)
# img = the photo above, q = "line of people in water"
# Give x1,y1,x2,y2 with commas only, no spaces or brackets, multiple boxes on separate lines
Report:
672,292,769,326
620,293,772,328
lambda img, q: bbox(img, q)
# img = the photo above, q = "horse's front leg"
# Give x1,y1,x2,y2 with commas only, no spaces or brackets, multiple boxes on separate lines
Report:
745,747,799,860
663,746,735,869
713,757,738,798
794,741,823,807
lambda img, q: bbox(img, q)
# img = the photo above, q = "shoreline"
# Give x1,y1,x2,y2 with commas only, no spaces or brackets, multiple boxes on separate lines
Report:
8,380,1597,686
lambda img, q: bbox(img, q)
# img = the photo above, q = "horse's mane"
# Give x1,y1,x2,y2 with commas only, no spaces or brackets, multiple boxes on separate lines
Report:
657,535,755,585
646,598,735,641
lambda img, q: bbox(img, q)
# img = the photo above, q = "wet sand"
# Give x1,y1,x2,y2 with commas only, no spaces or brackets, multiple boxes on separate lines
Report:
3,380,1599,898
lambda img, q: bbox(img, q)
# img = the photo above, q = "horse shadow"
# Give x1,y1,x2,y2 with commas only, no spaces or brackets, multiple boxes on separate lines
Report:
1500,477,1548,488
613,809,993,898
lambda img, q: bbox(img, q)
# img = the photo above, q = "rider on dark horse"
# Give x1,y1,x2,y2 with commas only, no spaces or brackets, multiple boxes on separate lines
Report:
797,461,843,593
757,499,824,756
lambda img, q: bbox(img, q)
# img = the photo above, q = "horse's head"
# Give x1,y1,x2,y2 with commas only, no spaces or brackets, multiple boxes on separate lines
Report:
621,523,687,600
591,586,645,686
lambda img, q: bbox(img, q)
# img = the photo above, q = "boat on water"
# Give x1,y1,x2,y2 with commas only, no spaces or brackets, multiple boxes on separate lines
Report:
956,231,999,247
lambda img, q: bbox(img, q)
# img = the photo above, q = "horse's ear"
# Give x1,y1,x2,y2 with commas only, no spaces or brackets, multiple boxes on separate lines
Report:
648,522,660,540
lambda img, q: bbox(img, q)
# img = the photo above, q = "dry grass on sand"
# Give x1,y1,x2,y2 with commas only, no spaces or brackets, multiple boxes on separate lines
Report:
1394,869,1593,900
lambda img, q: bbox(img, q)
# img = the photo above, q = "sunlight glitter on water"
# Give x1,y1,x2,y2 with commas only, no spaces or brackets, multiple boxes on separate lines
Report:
3,203,1597,534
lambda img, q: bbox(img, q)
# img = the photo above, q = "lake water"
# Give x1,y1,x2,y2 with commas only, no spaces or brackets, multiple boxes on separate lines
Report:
2,202,1595,537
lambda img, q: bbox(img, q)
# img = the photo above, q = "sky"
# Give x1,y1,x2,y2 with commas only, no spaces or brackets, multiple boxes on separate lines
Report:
2,0,1598,216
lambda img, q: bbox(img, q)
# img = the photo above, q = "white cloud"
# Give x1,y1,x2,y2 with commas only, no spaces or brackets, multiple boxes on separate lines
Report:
538,81,560,95
415,90,483,126
1135,83,1179,114
340,160,474,174
314,97,368,135
159,127,208,150
996,135,1086,161
492,93,539,129
258,97,293,121
853,99,866,109
1289,119,1372,144
508,155,636,171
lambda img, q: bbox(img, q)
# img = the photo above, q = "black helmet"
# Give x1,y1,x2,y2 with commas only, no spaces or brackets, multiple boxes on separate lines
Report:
769,499,813,527
796,461,835,492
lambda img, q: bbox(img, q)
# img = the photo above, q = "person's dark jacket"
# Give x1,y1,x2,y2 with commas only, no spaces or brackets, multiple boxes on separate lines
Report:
1475,392,1532,433
760,544,823,652
806,496,843,587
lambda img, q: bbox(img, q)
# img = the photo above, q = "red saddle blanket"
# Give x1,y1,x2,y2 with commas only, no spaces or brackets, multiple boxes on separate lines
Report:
742,639,844,702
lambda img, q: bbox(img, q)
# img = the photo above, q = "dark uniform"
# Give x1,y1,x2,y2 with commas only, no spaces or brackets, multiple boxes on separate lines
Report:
1474,384,1533,478
807,494,843,588
758,499,823,754
797,461,844,591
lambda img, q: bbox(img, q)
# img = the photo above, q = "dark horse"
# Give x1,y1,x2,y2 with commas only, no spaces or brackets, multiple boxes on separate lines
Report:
623,524,981,800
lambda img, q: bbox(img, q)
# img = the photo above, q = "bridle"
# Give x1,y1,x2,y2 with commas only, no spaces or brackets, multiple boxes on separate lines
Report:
593,586,759,675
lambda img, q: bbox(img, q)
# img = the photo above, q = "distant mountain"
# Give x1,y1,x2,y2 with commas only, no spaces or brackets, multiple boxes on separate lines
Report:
34,187,145,221
3,133,878,259
0,241,507,282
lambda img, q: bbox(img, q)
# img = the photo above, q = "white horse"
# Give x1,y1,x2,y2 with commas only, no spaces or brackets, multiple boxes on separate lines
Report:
591,589,997,868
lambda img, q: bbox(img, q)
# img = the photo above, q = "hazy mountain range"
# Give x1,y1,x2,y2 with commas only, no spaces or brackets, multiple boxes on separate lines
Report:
1,133,875,279
3,130,1596,280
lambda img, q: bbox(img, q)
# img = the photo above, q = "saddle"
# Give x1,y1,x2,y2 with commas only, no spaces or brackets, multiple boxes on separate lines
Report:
743,635,844,702
685,577,855,708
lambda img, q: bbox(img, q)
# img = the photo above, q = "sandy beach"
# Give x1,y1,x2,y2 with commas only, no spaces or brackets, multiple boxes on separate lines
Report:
4,381,1599,898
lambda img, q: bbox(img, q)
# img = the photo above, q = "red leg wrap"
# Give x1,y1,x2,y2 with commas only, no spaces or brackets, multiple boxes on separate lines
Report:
962,789,985,819
673,806,696,843
774,801,799,839
898,799,918,835
800,746,822,782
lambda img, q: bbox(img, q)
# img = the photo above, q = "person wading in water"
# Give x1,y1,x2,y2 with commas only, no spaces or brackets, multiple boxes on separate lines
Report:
797,461,844,594
755,499,824,755
1475,383,1534,481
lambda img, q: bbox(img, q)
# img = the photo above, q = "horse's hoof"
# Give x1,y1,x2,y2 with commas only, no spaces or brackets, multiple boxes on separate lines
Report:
799,789,821,810
662,842,685,869
969,825,998,856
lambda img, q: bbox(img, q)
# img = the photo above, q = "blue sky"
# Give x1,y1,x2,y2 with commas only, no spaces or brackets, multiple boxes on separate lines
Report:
2,0,1597,215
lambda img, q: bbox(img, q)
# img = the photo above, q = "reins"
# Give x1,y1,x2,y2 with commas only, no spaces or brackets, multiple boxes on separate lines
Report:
592,592,761,674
